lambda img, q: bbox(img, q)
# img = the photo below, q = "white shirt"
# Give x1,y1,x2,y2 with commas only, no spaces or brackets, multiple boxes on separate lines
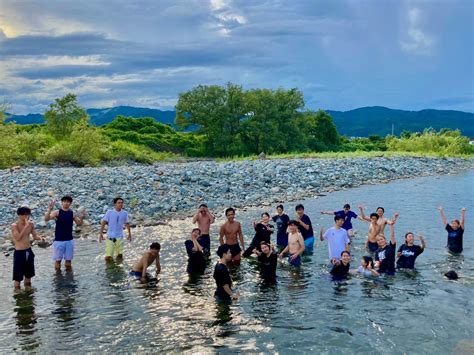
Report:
323,227,349,260
102,209,129,238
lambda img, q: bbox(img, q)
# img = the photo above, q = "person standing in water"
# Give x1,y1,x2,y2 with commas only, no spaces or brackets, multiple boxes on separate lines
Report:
219,208,245,265
438,207,466,254
321,204,364,237
243,212,274,257
192,203,215,256
253,241,278,284
184,228,206,274
11,207,46,289
99,197,131,262
358,205,399,234
365,213,382,253
374,222,397,275
330,251,351,281
272,204,290,251
279,220,305,267
396,233,426,269
45,196,86,270
295,204,314,253
213,244,238,302
320,215,351,264
130,242,161,282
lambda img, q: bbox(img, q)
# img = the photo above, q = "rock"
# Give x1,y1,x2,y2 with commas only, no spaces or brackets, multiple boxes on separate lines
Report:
258,152,266,160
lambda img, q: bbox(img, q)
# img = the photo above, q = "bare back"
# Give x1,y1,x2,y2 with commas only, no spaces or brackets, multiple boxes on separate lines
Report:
132,251,157,272
220,221,241,245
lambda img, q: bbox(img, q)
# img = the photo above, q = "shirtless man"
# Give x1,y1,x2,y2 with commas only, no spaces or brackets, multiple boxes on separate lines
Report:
219,207,245,265
278,220,305,267
358,205,399,235
192,203,215,256
130,242,161,283
365,213,382,253
11,207,45,289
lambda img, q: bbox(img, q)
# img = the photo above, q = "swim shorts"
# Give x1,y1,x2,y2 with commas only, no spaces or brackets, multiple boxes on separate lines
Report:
288,253,302,267
52,240,74,261
13,248,35,281
367,241,378,253
303,236,314,253
227,243,242,257
105,238,124,257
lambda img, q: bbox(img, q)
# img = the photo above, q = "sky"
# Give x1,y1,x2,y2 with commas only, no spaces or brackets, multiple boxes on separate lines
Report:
0,0,473,114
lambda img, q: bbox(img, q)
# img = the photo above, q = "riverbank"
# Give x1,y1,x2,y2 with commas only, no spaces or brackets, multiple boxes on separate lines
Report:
0,156,472,240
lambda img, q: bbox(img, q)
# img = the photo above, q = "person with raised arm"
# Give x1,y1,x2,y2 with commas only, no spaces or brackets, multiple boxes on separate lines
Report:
184,228,206,274
11,207,46,289
438,207,466,254
253,241,278,284
358,205,399,234
374,221,397,275
320,203,364,237
396,233,426,269
45,196,86,270
243,212,274,257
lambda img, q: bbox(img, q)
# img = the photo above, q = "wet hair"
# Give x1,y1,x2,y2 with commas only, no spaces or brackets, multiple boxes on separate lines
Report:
343,204,350,209
113,197,123,204
225,207,235,216
261,212,270,218
370,213,379,220
149,242,161,251
216,244,231,258
404,232,414,244
276,204,284,210
17,206,31,216
341,250,351,257
334,215,344,222
444,270,459,280
362,256,374,268
61,196,73,203
376,207,385,213
192,228,201,234
295,204,304,211
288,220,299,226
199,203,208,208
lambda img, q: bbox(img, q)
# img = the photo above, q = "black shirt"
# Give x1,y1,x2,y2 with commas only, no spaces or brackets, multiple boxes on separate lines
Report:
258,252,278,283
298,214,314,240
375,242,396,274
184,240,206,274
446,224,463,253
272,214,290,246
213,263,232,300
330,261,350,280
253,223,274,245
396,244,424,269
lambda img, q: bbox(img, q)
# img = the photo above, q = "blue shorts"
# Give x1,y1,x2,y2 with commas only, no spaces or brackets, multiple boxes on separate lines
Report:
288,254,302,267
129,270,151,280
304,236,314,253
52,240,74,261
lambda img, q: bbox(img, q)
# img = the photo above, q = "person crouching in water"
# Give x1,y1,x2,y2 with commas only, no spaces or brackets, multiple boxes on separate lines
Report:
330,251,351,281
278,220,305,267
130,242,161,283
11,207,45,289
253,241,278,284
213,245,238,302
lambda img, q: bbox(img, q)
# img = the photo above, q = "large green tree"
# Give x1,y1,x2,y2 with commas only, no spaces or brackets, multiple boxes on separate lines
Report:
44,93,88,139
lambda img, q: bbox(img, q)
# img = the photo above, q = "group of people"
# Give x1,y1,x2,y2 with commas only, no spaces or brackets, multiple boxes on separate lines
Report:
10,197,467,302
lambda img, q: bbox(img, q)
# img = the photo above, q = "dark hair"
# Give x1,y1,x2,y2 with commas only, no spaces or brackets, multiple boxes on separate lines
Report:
341,250,351,257
199,203,207,208
61,196,73,203
192,228,201,234
295,204,304,211
216,244,231,257
113,197,124,204
288,220,299,226
370,213,379,219
149,242,161,251
453,219,460,225
404,232,414,244
343,204,350,209
444,270,458,280
261,212,270,218
362,256,374,268
259,241,271,248
334,215,344,222
225,207,235,216
276,204,284,210
376,207,385,213
17,206,31,216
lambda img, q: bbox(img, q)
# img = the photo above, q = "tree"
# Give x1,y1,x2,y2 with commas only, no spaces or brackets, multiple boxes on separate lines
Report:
303,110,340,151
44,93,88,139
0,100,11,124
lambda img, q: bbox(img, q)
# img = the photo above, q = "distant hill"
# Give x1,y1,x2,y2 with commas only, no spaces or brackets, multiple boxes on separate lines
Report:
6,106,176,127
326,106,474,138
5,105,474,138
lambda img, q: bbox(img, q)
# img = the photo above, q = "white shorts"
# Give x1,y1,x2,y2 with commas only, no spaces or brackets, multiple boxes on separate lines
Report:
52,240,75,261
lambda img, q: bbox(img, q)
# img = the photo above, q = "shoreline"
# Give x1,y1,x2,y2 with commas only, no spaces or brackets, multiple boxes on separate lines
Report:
0,156,472,241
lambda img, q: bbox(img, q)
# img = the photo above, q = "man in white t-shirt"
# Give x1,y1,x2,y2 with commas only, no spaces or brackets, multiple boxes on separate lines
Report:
320,215,350,264
100,197,131,261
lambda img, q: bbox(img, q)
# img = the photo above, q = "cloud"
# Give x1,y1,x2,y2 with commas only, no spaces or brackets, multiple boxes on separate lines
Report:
400,7,435,55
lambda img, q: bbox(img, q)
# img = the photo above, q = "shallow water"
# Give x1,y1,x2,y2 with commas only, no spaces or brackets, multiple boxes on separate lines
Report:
0,170,473,353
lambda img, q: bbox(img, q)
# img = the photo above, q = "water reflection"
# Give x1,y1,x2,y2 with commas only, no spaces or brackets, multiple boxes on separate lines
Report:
13,289,40,351
52,270,77,327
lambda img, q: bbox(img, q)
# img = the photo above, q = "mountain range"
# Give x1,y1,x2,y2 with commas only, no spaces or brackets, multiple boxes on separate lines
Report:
6,105,474,137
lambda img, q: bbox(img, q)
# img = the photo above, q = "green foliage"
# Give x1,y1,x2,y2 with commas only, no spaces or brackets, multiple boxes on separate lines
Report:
105,140,178,164
44,93,88,139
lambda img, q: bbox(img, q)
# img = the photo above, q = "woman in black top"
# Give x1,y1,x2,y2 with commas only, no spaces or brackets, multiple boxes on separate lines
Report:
243,213,274,257
375,222,397,275
396,232,425,269
213,245,238,302
330,251,351,281
253,242,278,284
438,207,466,254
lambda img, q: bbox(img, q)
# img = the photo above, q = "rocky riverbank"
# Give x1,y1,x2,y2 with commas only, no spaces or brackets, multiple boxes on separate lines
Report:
0,157,472,242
